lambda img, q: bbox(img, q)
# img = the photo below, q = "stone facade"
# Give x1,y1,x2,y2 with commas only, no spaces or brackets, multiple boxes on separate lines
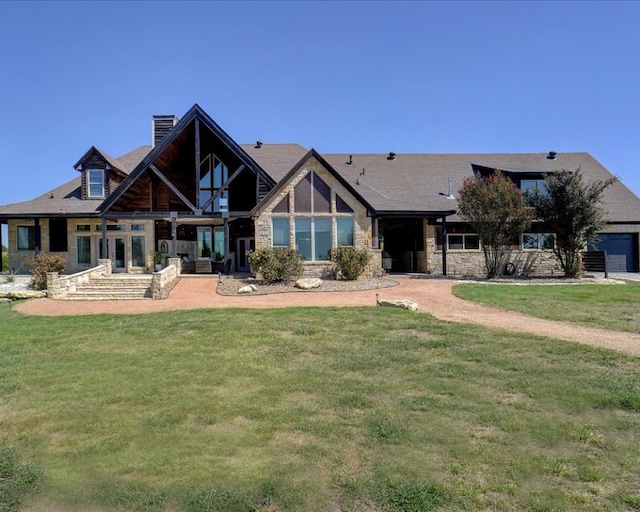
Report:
254,156,382,277
7,218,156,274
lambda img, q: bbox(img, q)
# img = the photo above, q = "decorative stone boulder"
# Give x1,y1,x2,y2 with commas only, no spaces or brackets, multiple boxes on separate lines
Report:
377,298,419,312
295,278,323,290
238,284,258,294
0,290,47,300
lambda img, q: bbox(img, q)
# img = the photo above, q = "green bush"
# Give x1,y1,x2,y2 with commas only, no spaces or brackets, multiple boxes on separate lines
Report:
30,253,66,290
1,245,8,272
330,246,371,280
0,447,43,512
248,248,303,283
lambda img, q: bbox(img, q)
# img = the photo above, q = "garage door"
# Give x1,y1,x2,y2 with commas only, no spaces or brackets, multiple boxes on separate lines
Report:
592,234,637,272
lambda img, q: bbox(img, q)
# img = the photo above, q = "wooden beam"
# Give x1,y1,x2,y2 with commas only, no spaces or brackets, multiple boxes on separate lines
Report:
199,164,246,212
195,118,201,210
149,164,197,212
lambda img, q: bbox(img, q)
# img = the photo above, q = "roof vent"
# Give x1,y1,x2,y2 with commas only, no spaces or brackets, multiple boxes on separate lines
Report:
152,115,179,147
255,140,263,149
387,152,396,161
547,151,557,160
346,155,353,165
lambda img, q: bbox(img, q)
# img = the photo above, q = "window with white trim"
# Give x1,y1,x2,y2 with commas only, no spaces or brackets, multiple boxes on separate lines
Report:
87,169,105,198
447,234,480,250
522,233,555,250
272,218,290,248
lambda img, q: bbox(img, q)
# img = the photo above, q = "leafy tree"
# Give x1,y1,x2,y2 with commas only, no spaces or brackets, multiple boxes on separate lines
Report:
457,171,533,278
526,168,617,278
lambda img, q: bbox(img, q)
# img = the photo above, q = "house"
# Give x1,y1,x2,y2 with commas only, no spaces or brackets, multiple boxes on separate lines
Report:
1,104,639,280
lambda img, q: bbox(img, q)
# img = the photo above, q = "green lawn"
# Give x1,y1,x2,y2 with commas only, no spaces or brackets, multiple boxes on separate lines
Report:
1,304,639,512
452,281,640,333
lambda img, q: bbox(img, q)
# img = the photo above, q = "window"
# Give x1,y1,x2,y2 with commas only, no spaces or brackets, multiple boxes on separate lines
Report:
214,227,224,260
337,218,354,246
273,170,358,261
77,236,91,265
76,224,91,232
130,236,145,267
272,218,290,247
131,224,146,231
88,169,105,198
295,218,311,260
17,226,35,251
49,218,68,252
199,155,228,213
447,234,480,250
521,179,546,195
522,233,555,250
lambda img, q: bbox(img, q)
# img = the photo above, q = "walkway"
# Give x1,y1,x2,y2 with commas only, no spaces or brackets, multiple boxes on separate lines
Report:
14,277,640,357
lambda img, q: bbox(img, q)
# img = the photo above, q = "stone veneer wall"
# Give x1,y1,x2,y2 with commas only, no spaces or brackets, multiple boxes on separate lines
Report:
254,156,382,278
423,223,563,276
7,218,156,274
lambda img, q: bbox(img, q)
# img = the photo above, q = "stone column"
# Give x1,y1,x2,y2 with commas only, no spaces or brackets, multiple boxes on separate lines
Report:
168,257,182,275
98,258,112,277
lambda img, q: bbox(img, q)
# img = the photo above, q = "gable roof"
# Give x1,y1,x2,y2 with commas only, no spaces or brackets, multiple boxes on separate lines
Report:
99,104,275,213
240,143,309,183
251,148,377,217
0,147,150,218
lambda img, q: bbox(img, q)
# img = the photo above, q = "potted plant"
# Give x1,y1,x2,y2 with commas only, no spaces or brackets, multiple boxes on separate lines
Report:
154,251,164,271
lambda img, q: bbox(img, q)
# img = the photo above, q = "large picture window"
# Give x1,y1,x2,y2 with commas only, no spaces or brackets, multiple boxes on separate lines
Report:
274,170,358,262
199,155,228,213
17,226,35,251
88,169,105,198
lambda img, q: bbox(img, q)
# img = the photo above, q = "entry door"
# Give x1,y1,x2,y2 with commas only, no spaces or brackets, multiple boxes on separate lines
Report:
236,237,255,272
99,237,127,272
111,237,126,272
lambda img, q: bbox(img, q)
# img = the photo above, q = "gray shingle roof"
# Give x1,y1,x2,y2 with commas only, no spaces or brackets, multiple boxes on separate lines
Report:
240,143,308,183
322,152,640,222
0,146,151,218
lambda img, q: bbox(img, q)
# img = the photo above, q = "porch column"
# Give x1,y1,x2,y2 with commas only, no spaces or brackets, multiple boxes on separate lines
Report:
223,218,230,263
442,216,448,276
101,217,107,259
0,222,3,272
34,218,41,255
372,217,379,249
171,212,177,257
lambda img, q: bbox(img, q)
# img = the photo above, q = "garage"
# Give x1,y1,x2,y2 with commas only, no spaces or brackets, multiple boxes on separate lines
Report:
592,233,638,272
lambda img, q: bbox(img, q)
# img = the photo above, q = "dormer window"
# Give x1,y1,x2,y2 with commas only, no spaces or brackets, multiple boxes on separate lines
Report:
88,169,105,198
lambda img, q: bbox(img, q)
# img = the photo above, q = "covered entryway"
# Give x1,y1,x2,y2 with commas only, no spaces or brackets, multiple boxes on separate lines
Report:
378,217,424,272
592,233,638,272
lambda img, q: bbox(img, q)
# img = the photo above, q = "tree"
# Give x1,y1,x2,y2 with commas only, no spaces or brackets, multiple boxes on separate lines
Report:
526,168,617,278
457,171,533,278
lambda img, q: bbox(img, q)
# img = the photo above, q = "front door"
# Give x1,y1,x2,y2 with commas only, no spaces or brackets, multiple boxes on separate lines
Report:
236,237,255,272
99,236,127,272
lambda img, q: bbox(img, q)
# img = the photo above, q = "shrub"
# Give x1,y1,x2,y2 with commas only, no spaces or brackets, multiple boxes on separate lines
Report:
330,246,372,280
30,253,66,290
248,248,303,283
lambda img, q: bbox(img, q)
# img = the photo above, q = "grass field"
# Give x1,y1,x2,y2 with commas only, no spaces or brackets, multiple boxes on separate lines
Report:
1,303,639,511
452,281,640,333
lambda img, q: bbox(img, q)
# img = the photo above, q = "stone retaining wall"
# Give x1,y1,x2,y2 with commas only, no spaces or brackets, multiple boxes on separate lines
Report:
47,261,111,299
151,258,181,299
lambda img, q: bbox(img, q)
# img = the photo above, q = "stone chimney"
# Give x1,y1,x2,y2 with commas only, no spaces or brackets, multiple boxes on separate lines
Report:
152,115,179,147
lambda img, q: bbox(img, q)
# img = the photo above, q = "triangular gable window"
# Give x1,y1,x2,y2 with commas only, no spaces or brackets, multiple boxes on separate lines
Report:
273,194,289,213
336,194,353,213
294,171,331,213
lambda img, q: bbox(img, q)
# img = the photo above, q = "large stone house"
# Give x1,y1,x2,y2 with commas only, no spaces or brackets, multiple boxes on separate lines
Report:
1,104,639,278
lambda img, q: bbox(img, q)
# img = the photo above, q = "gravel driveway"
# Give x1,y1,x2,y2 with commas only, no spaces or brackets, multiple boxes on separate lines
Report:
12,275,640,357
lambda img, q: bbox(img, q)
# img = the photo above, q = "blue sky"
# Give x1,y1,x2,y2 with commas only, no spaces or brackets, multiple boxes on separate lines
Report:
1,1,639,242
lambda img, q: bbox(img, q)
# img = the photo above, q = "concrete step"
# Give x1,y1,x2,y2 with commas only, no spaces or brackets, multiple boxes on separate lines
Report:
64,275,153,300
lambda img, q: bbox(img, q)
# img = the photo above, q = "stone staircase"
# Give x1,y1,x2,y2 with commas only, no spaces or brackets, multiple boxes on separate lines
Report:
62,275,153,300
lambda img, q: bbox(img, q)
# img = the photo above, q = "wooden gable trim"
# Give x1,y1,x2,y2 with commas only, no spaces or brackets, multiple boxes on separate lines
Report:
149,164,196,212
